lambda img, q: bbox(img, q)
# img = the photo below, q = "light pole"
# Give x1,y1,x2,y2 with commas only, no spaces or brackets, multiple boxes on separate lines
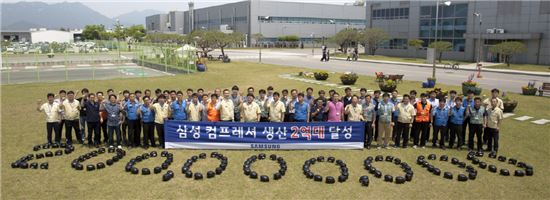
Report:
116,19,122,62
258,16,270,63
431,0,451,79
474,12,483,78
310,33,315,56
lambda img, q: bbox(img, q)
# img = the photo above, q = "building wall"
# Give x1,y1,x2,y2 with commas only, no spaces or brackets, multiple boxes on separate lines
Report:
183,1,250,35
168,11,185,34
1,31,31,42
249,1,366,46
366,0,550,65
146,14,169,33
31,30,73,43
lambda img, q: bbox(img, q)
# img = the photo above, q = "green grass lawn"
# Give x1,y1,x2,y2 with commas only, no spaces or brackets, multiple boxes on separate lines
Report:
485,64,550,73
2,61,550,199
333,53,472,65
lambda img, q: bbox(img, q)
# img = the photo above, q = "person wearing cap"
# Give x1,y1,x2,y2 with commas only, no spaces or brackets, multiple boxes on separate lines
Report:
241,94,261,122
294,93,310,122
449,97,466,150
485,98,503,153
207,94,221,122
124,93,141,147
267,92,286,122
230,85,243,122
376,93,395,149
431,98,449,149
187,93,204,122
37,93,63,144
325,92,344,122
345,95,363,122
150,95,170,148
60,91,82,145
467,97,487,152
412,93,431,149
137,96,155,148
394,94,415,148
219,89,235,122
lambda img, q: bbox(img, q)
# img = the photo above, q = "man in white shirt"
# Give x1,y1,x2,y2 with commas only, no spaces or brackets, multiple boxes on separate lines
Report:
427,91,439,106
37,93,63,144
60,91,82,145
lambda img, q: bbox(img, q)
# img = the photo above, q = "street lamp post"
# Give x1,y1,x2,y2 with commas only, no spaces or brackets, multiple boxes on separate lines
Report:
431,0,451,79
311,33,315,56
474,12,483,78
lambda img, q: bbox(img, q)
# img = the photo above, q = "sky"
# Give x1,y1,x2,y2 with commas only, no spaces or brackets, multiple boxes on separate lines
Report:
2,0,357,18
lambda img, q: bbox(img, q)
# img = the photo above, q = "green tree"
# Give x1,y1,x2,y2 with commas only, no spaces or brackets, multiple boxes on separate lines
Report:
214,31,245,57
329,28,360,54
112,23,126,40
252,33,264,47
126,25,146,42
408,39,424,58
145,33,185,43
82,24,107,40
489,41,527,67
358,28,390,56
429,41,453,63
188,30,218,57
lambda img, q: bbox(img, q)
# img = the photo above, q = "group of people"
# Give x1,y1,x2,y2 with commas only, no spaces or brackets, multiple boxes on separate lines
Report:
37,85,504,153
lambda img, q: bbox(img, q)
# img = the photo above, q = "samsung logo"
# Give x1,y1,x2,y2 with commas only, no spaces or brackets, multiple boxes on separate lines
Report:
250,144,281,149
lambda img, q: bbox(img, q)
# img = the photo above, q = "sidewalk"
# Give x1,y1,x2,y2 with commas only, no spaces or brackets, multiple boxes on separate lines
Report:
332,57,550,77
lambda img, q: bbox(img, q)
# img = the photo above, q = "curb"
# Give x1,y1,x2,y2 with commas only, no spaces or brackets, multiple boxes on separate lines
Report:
332,57,550,77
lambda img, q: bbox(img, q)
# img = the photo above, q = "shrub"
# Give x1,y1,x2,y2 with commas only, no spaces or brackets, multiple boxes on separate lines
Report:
340,72,358,85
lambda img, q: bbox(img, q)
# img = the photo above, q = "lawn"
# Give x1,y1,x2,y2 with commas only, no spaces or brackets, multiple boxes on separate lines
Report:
333,53,472,65
485,63,550,73
2,61,549,199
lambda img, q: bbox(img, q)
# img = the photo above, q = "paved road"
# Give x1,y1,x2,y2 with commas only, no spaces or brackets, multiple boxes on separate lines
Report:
218,49,550,93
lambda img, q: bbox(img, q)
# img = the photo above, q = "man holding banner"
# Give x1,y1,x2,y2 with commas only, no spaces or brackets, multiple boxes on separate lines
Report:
267,92,286,122
241,94,261,122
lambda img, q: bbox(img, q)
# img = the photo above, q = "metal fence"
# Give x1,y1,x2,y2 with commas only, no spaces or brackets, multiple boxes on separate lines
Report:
1,41,198,84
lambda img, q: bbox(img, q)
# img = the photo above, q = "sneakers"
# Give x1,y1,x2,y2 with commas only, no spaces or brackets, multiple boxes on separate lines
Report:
109,145,114,149
117,145,122,149
413,145,418,149
421,146,426,149
377,147,382,150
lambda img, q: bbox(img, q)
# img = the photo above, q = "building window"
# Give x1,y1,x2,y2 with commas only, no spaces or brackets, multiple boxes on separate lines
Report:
380,39,408,49
372,7,409,20
418,3,468,52
257,16,366,25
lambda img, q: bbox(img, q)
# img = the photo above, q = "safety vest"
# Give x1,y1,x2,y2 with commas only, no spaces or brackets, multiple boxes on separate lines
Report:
415,102,431,122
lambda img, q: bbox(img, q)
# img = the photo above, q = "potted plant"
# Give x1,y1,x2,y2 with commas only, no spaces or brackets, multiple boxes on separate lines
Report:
314,71,329,80
379,79,397,93
501,92,518,113
375,72,385,83
521,81,537,95
340,72,358,85
462,74,482,95
422,77,436,88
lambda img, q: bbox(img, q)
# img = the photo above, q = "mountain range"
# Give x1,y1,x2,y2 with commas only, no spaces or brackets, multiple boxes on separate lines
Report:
1,1,161,31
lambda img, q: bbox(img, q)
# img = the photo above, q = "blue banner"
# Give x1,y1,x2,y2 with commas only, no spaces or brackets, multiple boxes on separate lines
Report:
164,121,365,149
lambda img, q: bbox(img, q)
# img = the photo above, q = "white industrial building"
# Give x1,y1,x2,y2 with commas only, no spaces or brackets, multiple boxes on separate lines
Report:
30,30,74,43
